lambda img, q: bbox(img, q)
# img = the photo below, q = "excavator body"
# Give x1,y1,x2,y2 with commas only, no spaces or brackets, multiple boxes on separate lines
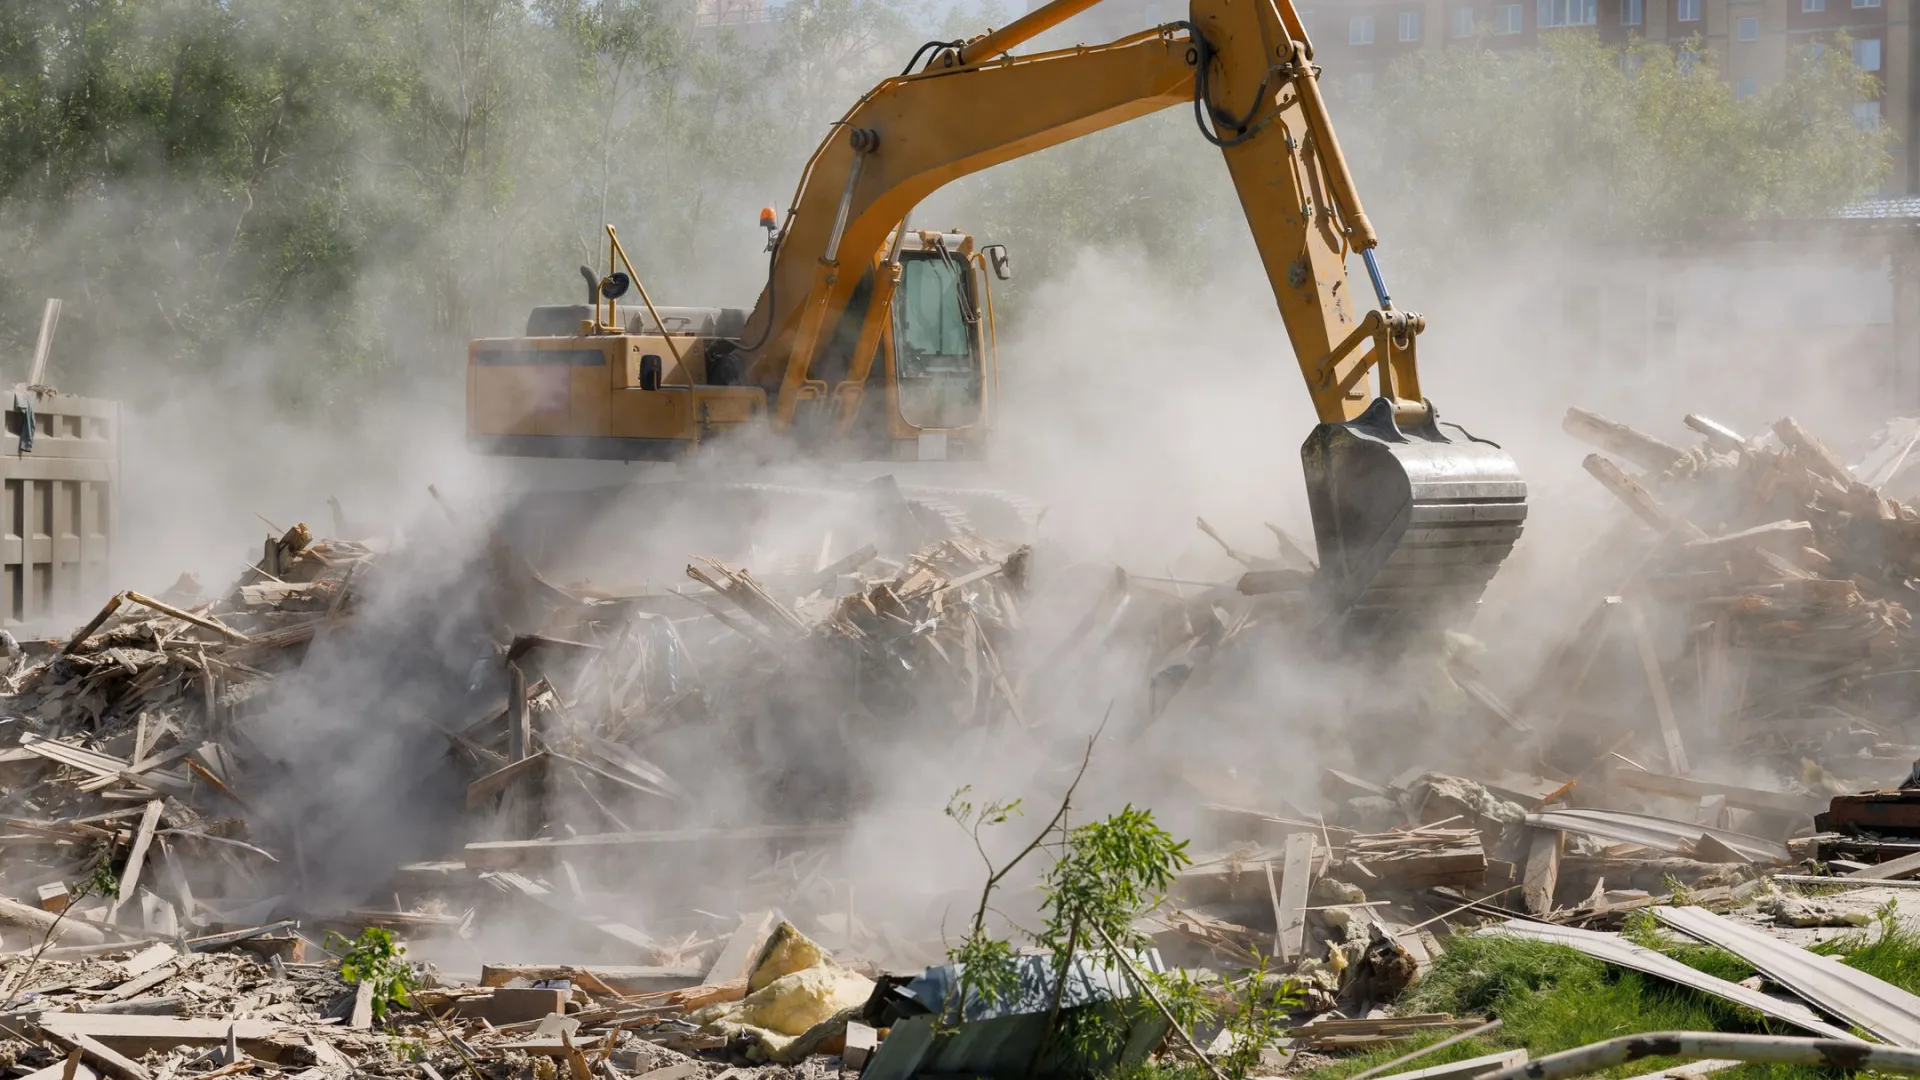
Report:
467,0,1526,635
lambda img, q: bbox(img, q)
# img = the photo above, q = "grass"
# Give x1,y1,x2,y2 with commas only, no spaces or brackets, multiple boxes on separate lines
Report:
1111,900,1920,1080
1294,904,1920,1080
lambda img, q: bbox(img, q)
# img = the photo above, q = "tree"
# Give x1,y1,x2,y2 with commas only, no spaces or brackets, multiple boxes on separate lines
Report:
1354,29,1891,248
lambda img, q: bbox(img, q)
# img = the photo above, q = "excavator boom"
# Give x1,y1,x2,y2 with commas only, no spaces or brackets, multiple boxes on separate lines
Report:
738,0,1526,638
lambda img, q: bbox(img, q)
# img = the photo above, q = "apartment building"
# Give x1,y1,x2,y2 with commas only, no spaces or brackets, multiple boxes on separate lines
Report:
1034,0,1917,190
691,0,791,47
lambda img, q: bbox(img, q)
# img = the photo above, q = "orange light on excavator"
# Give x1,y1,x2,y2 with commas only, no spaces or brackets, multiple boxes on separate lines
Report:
759,207,777,229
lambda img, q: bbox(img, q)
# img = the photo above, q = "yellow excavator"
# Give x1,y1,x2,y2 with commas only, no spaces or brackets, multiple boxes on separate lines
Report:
467,0,1527,635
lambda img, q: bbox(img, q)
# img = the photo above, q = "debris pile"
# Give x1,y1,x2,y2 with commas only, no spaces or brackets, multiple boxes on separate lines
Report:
7,406,1920,1077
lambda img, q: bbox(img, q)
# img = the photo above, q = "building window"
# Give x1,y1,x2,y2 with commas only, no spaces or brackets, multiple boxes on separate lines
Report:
1539,0,1595,25
1496,2,1523,30
1736,15,1757,38
1736,76,1758,97
1677,0,1699,20
1854,0,1882,8
1399,10,1421,38
1854,99,1882,128
1350,13,1375,42
1854,36,1882,69
1623,0,1642,24
1453,6,1476,34
1679,45,1698,71
1803,0,1824,12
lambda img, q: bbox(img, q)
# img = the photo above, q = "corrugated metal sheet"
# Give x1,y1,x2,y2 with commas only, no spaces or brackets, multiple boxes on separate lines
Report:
1483,920,1858,1041
1526,809,1790,864
862,951,1169,1080
1656,905,1920,1046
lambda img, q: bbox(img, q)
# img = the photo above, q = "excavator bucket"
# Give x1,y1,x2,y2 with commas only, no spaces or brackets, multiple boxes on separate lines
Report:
1302,398,1527,640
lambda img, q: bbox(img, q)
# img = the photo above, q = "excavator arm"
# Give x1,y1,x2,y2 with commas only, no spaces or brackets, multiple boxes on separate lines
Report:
739,0,1527,639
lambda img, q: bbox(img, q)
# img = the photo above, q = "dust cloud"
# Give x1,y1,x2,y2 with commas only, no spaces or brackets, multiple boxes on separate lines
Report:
0,0,1901,969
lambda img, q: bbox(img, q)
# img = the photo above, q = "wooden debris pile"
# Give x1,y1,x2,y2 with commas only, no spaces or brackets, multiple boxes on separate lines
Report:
1523,407,1920,796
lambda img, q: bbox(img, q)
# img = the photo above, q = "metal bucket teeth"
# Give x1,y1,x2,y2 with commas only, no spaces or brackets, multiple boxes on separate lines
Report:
1302,397,1527,640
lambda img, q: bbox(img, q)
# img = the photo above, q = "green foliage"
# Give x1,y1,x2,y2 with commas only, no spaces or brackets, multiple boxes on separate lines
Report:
1301,925,1920,1080
1662,873,1695,907
0,0,924,401
944,760,1212,1077
1038,806,1190,963
328,926,419,1024
1213,954,1303,1080
3,1,1889,405
79,841,121,901
1358,29,1890,251
1031,807,1191,1072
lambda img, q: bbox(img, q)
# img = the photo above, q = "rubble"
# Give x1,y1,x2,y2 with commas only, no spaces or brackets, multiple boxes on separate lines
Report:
4,406,1920,1078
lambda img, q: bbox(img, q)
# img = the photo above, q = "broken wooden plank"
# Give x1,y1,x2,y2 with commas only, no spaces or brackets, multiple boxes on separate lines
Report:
1277,832,1314,963
478,964,703,994
1606,767,1824,817
464,824,847,869
106,801,164,925
19,735,131,780
62,594,126,655
121,592,248,643
1564,408,1686,473
1774,417,1854,485
1684,414,1747,452
34,1029,147,1080
466,751,551,809
36,1014,278,1057
1684,520,1813,557
507,662,530,763
1627,604,1689,776
1582,456,1707,541
0,895,105,945
1263,861,1285,960
1847,849,1920,881
1523,828,1562,918
704,910,776,986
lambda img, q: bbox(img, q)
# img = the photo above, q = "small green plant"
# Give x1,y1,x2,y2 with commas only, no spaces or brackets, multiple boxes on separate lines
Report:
392,1037,425,1062
81,851,120,902
941,722,1215,1078
328,927,419,1024
1214,954,1303,1080
1661,873,1693,907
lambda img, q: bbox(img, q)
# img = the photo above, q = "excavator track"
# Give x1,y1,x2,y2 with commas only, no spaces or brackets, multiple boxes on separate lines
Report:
1304,398,1527,641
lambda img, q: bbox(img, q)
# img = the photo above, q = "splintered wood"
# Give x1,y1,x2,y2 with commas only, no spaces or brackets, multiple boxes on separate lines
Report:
1549,406,1920,802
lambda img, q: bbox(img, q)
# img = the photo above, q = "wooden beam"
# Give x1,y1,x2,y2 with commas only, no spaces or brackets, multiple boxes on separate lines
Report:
1277,832,1315,963
1522,828,1562,917
1627,604,1689,776
466,752,551,809
703,910,777,986
107,801,165,924
507,663,530,762
26,299,61,388
1846,848,1920,880
1582,456,1707,540
1564,408,1686,473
